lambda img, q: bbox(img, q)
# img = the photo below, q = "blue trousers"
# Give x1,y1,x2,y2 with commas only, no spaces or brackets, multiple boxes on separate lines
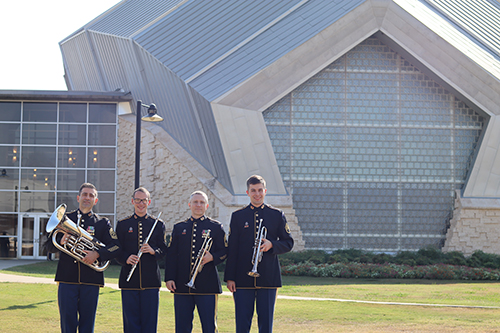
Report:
233,288,277,333
58,282,100,333
121,289,160,333
174,294,218,333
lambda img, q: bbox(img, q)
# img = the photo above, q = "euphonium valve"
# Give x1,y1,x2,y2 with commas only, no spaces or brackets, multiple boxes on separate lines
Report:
46,204,110,272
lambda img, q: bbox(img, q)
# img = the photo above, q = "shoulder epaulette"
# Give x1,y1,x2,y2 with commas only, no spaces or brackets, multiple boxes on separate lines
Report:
117,214,135,223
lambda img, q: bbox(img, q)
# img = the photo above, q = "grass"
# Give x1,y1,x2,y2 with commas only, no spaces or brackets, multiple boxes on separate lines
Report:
2,261,500,332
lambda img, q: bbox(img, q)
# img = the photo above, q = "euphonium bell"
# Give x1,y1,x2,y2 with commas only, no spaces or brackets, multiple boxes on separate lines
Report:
46,204,110,272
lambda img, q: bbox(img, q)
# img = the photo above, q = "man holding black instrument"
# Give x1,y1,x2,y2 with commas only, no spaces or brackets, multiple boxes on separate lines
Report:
46,182,120,333
165,190,227,332
224,175,294,333
116,187,167,333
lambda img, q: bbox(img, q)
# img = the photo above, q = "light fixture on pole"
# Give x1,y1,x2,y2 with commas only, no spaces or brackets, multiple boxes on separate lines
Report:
135,100,164,189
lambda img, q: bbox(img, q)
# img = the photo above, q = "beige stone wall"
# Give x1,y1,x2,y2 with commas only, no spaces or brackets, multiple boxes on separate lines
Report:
443,191,500,255
117,115,305,251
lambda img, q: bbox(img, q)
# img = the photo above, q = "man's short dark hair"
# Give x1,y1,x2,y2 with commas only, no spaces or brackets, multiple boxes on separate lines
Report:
133,187,151,199
246,175,266,189
79,183,97,196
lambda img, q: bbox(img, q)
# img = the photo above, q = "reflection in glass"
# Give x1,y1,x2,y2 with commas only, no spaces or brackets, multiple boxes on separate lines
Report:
58,124,87,145
22,124,57,145
87,170,115,191
0,214,18,235
89,103,116,123
23,102,57,122
0,123,21,144
21,146,56,168
19,192,55,213
93,192,114,214
22,217,34,255
58,147,86,168
88,125,116,146
87,147,116,168
0,168,19,190
0,102,21,121
0,146,20,167
57,170,85,191
0,191,18,212
56,192,79,212
21,169,55,190
59,103,87,123
39,217,50,256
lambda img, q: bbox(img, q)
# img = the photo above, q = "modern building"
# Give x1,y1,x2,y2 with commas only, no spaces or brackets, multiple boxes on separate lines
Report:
1,0,500,258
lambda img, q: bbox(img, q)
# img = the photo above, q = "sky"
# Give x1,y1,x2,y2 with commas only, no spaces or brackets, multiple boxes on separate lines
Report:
0,0,122,91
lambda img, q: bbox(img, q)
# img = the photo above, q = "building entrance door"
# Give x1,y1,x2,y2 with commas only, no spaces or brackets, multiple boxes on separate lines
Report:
18,213,51,259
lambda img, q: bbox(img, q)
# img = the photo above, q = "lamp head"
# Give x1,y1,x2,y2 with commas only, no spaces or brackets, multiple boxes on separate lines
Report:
141,103,164,122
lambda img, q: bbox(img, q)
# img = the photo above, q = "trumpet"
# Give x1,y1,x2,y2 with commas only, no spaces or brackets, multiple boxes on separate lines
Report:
126,212,162,282
248,221,267,278
46,204,110,272
185,230,213,289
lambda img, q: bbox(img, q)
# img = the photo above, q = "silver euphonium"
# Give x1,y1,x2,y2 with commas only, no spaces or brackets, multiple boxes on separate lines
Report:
46,203,110,272
185,230,213,289
248,220,267,278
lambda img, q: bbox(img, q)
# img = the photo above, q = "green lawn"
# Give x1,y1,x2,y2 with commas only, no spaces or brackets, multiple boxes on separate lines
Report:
2,261,500,332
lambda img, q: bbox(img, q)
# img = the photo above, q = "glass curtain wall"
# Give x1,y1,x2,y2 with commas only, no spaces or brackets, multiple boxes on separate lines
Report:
263,36,485,251
0,101,117,258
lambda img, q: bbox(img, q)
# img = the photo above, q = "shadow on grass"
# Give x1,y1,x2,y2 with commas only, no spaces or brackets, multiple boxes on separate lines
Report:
0,299,56,311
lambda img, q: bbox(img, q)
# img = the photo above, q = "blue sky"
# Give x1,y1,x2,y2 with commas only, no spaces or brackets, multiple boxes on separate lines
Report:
0,0,121,91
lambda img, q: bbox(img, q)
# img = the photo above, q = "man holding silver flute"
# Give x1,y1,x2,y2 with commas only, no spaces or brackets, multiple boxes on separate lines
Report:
115,187,167,333
46,182,120,333
224,175,294,333
165,190,227,332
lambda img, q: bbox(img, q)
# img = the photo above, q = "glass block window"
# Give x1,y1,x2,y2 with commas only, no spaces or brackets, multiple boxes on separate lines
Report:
263,36,486,251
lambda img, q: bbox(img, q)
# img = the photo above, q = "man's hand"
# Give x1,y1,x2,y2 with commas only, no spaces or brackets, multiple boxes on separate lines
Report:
82,250,99,265
227,280,236,293
166,280,176,292
201,251,213,265
126,254,140,265
260,238,273,252
140,243,155,255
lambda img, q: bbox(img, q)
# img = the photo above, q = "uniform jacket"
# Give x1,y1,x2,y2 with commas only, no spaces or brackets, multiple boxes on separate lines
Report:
47,209,120,287
165,216,227,294
224,203,294,288
116,213,167,290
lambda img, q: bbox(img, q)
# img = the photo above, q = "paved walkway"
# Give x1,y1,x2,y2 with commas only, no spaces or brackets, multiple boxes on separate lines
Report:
2,259,500,309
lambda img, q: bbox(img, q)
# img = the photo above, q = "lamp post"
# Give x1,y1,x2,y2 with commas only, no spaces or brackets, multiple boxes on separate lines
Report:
135,100,164,189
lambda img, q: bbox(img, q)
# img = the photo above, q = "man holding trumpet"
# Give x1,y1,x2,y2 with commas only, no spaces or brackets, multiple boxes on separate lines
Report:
165,190,227,332
224,175,294,333
116,187,167,333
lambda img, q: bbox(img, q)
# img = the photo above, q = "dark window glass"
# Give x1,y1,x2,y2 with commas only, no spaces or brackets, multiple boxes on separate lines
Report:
0,192,18,212
58,124,87,145
21,146,56,168
57,169,85,191
0,123,21,144
87,170,115,191
92,192,114,214
88,147,115,168
58,147,86,168
20,169,55,190
22,124,57,145
23,103,57,122
88,125,116,146
0,168,19,190
56,192,79,212
0,146,20,167
89,104,116,123
59,103,87,123
19,192,55,213
0,102,21,121
0,214,18,235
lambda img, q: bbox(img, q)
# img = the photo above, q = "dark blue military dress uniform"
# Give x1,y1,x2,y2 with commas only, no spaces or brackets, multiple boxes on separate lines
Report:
165,215,227,333
224,204,294,333
47,208,120,333
116,213,167,333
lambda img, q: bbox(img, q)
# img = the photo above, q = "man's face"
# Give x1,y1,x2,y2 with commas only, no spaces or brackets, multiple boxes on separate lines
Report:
77,187,98,213
189,194,208,219
132,191,150,217
246,183,267,207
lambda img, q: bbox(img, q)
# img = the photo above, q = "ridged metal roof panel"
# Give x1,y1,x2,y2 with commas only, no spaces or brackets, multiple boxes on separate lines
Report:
187,0,365,101
134,0,306,80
